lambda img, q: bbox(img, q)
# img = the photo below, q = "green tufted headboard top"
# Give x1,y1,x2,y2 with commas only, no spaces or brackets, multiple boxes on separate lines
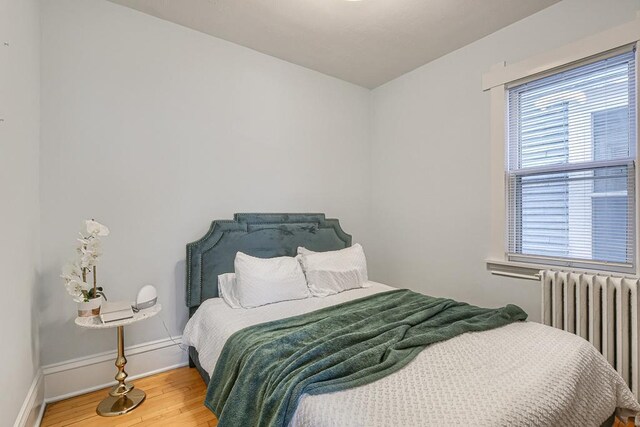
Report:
186,213,352,316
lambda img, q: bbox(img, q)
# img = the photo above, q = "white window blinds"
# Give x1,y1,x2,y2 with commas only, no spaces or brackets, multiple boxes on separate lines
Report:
506,48,637,270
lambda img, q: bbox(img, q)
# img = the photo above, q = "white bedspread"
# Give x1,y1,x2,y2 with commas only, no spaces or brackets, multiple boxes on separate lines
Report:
182,282,640,427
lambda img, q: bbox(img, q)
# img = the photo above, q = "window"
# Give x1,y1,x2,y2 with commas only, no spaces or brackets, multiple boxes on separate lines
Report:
506,49,637,271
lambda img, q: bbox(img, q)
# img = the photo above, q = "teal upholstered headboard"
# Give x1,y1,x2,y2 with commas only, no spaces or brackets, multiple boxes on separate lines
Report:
186,213,352,315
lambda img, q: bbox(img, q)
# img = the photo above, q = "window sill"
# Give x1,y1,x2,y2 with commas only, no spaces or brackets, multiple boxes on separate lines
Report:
486,259,542,281
486,259,639,281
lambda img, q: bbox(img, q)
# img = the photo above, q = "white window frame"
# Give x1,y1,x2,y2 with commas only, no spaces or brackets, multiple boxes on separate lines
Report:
484,13,640,280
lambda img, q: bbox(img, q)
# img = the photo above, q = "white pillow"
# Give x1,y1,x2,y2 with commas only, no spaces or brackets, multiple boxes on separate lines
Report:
297,244,369,297
234,252,310,308
217,273,242,309
297,247,315,256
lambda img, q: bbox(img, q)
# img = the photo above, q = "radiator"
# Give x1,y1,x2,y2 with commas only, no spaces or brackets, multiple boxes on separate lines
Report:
540,269,640,400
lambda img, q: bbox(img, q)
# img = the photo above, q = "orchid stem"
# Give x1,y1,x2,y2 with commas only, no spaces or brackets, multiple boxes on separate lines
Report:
81,268,88,302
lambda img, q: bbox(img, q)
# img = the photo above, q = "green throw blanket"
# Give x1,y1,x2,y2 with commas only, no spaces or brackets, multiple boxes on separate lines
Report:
205,289,527,427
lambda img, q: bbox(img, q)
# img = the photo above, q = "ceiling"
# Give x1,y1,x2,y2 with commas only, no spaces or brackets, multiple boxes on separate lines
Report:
107,0,559,88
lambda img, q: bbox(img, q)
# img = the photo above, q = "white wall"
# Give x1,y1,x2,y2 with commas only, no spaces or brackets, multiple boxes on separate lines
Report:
0,0,41,424
369,0,640,321
39,0,371,366
38,0,640,386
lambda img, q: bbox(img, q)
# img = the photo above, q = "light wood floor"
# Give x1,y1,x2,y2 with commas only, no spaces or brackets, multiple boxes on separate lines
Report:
41,367,218,427
614,418,635,427
40,366,635,426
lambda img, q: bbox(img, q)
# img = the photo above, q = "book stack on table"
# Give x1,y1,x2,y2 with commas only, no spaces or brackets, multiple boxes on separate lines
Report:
100,301,134,323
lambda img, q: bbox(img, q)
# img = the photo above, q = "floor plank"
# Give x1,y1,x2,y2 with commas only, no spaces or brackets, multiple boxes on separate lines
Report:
41,367,217,427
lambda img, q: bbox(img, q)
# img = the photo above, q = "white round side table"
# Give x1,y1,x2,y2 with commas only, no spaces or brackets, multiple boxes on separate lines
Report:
75,304,162,416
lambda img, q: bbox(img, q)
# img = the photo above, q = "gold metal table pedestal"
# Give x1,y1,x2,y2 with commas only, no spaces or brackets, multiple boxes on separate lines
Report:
97,325,146,416
74,304,161,417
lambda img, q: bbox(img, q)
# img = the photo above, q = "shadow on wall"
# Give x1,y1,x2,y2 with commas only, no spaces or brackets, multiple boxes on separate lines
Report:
31,267,40,372
174,260,189,334
39,262,89,359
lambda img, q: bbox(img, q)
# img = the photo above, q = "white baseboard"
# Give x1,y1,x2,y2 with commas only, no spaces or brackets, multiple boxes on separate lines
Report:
42,335,188,403
14,370,45,427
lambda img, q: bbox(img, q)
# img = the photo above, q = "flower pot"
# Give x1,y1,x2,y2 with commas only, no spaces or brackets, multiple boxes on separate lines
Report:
77,296,102,317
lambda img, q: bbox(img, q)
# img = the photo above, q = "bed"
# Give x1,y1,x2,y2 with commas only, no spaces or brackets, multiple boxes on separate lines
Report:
182,213,640,427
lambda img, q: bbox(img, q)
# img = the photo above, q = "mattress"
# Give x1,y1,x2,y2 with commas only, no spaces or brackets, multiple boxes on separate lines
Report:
182,282,640,427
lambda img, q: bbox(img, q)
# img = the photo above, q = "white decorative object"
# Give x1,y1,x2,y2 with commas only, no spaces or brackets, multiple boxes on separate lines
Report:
234,252,309,308
297,243,368,296
135,285,158,311
85,219,110,237
100,301,134,323
76,297,103,318
218,273,242,309
60,219,110,316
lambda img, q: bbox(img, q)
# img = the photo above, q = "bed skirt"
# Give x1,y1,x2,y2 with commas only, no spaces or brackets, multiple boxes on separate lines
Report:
189,346,210,385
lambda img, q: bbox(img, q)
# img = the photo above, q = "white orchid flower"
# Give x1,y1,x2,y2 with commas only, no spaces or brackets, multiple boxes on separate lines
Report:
80,253,95,269
86,220,110,236
77,236,103,267
60,262,82,281
65,279,88,302
63,219,110,302
85,238,102,252
79,244,95,255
